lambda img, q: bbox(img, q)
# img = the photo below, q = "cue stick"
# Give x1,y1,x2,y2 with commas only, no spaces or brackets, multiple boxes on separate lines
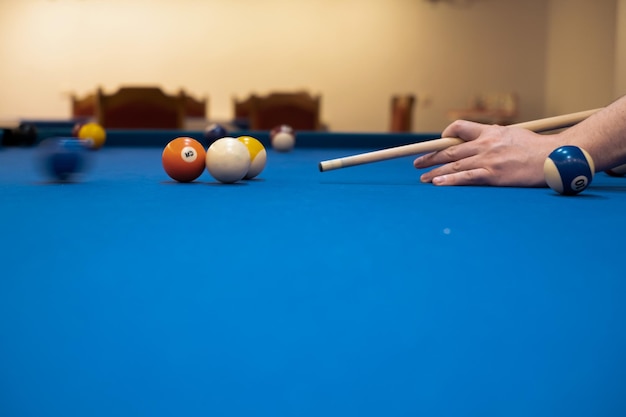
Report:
318,108,602,172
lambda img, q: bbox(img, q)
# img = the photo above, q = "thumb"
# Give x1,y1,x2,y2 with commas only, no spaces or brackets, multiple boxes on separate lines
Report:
441,120,488,142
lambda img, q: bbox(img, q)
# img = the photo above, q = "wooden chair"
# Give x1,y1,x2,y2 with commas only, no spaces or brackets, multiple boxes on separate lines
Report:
96,86,185,129
70,92,97,118
179,90,208,118
245,91,322,131
232,95,253,129
390,95,416,132
447,92,519,125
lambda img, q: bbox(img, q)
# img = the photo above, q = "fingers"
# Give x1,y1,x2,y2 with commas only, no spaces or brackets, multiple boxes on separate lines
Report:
413,146,467,169
413,120,492,169
428,168,492,186
413,140,482,169
412,121,551,187
413,121,503,186
418,154,493,185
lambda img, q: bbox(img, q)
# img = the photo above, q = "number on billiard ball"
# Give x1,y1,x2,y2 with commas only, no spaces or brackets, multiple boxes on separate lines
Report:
543,146,595,195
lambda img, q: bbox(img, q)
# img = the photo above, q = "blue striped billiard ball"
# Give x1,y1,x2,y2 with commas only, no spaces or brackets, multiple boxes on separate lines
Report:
203,123,228,147
543,146,595,195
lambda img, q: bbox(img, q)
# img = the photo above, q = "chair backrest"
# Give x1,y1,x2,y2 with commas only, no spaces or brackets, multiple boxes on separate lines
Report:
71,93,97,118
96,86,185,129
180,90,208,118
233,95,252,120
390,95,416,133
246,91,321,131
231,95,253,129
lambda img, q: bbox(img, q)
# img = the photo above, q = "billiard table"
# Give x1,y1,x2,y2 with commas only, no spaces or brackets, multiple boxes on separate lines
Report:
1,128,625,417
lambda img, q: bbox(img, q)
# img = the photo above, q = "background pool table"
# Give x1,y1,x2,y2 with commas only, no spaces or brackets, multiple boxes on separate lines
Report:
1,128,625,417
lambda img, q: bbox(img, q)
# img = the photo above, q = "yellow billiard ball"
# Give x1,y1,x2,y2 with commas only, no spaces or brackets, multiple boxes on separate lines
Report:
77,122,107,150
238,135,267,179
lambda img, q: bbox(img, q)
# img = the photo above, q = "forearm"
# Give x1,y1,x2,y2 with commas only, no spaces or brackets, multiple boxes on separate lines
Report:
557,95,626,171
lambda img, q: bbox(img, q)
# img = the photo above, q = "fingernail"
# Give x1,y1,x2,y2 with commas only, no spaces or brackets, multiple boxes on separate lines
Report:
433,176,445,185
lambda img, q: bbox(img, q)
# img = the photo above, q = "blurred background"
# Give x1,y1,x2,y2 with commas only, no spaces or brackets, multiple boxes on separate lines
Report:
0,0,623,132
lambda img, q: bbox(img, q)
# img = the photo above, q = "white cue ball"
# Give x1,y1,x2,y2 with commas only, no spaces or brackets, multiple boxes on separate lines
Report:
205,137,251,183
271,131,296,152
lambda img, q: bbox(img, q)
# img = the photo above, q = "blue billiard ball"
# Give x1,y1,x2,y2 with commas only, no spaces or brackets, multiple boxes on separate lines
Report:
203,123,228,146
37,138,90,182
544,145,595,195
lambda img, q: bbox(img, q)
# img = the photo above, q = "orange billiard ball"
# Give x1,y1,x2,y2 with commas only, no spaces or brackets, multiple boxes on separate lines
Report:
162,137,207,182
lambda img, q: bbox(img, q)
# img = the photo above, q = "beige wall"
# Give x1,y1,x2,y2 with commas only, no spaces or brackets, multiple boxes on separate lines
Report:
0,0,617,132
615,0,626,97
545,0,617,115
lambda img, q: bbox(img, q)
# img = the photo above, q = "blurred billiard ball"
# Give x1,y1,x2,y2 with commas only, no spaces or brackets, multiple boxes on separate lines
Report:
17,123,38,146
71,122,85,137
3,123,38,147
270,124,295,152
203,123,228,146
77,122,106,150
37,138,91,182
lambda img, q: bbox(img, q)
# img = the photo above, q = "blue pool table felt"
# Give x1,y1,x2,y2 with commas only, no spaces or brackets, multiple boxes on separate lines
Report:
1,143,625,417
